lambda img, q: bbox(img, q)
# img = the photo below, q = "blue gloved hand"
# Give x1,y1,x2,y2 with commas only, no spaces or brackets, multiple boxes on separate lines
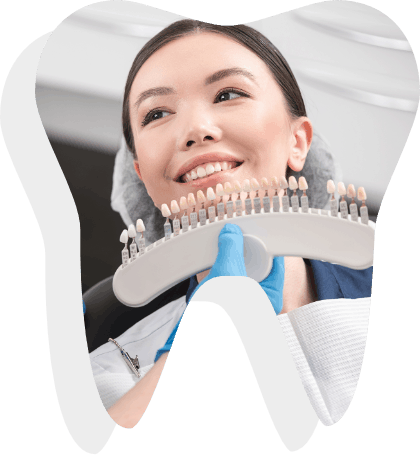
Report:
154,224,285,362
189,224,285,312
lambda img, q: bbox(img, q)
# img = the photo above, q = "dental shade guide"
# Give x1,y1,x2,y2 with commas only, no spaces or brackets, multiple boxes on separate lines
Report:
136,219,146,255
114,178,375,307
127,224,138,262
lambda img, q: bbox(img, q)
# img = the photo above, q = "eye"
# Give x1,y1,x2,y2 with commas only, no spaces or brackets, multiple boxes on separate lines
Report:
214,88,250,103
142,109,172,127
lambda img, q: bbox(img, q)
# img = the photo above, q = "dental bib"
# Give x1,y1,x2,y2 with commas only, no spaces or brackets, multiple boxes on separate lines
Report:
278,297,370,425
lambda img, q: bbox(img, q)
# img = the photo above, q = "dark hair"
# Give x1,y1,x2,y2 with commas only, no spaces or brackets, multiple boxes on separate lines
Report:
122,19,307,157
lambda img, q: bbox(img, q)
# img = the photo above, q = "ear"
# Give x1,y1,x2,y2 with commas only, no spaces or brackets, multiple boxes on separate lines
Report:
133,160,143,181
287,117,313,173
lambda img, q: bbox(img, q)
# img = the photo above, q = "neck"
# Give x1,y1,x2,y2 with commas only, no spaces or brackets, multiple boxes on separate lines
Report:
196,257,317,314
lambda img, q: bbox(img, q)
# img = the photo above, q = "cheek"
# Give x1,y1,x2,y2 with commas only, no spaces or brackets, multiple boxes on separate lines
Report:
227,106,291,162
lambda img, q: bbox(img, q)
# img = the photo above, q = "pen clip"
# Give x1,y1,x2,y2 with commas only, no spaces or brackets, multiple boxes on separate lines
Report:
108,338,141,378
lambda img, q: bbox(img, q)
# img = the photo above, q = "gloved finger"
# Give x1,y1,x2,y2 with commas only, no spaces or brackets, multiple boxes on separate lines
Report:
260,256,285,289
208,223,247,279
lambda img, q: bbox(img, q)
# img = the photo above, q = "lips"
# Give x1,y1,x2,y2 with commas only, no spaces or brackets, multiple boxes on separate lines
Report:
173,153,244,183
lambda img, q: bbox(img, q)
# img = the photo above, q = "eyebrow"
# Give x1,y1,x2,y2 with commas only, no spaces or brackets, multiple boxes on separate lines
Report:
204,67,257,86
133,67,257,110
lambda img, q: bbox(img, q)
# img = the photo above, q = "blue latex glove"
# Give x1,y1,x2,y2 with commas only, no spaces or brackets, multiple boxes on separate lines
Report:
155,224,285,362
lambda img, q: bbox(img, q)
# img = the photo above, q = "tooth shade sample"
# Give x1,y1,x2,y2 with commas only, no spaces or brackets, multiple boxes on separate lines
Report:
357,187,367,201
188,193,196,206
242,179,251,192
261,177,269,189
221,162,228,171
180,197,188,211
250,178,260,191
136,219,145,232
279,176,288,189
298,176,308,191
216,183,225,196
214,162,222,172
161,204,171,217
347,184,356,199
327,180,336,194
206,164,215,175
207,187,216,200
233,180,242,192
271,176,280,189
224,181,233,194
120,229,128,244
197,190,206,203
288,176,298,190
128,224,136,238
171,200,181,213
337,182,346,196
191,170,198,180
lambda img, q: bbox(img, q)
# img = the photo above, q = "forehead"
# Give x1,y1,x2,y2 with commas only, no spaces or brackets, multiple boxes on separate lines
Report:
130,32,274,101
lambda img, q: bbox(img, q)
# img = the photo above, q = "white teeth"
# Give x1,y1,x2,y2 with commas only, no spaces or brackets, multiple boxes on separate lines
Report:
181,161,239,182
120,229,128,244
128,224,136,238
197,167,206,178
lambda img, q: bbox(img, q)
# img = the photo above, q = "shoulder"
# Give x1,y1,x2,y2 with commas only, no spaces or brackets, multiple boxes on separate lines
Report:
307,259,372,300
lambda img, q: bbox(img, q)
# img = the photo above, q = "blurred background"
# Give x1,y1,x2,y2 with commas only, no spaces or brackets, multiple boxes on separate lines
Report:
35,1,419,293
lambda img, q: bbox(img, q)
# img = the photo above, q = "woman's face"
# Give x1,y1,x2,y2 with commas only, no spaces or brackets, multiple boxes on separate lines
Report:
129,32,311,214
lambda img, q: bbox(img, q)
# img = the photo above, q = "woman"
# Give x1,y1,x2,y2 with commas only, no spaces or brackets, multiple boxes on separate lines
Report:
89,19,372,428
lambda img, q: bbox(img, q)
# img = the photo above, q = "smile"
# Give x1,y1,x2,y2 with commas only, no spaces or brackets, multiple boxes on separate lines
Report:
179,161,242,183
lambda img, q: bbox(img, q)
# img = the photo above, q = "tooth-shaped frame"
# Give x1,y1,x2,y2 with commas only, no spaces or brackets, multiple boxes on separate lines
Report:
114,201,375,307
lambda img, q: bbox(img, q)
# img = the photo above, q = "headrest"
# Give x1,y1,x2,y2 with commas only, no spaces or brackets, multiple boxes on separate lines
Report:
111,131,341,245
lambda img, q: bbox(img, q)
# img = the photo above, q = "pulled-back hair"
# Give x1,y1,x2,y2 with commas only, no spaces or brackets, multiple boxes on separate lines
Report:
122,19,307,157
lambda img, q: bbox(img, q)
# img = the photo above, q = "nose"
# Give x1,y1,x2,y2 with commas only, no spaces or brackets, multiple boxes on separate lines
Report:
177,111,222,151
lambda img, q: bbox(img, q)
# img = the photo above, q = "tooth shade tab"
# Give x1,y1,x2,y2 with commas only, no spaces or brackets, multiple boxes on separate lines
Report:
357,187,367,201
136,219,145,232
171,200,180,213
347,184,356,199
120,229,128,244
161,204,171,217
207,187,216,200
271,176,280,189
180,197,188,211
214,162,222,172
224,182,233,194
250,178,260,191
279,176,288,189
197,190,206,203
288,176,298,191
327,180,336,194
337,182,346,196
233,180,242,192
242,179,251,192
187,193,196,206
298,176,308,191
261,177,269,189
128,224,136,238
216,183,225,196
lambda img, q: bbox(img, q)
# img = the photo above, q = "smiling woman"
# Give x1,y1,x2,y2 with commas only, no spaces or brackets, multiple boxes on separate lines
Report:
123,23,312,213
88,19,373,429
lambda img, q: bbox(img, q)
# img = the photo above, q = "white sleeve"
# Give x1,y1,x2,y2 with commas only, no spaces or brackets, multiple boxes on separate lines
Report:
277,297,371,426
